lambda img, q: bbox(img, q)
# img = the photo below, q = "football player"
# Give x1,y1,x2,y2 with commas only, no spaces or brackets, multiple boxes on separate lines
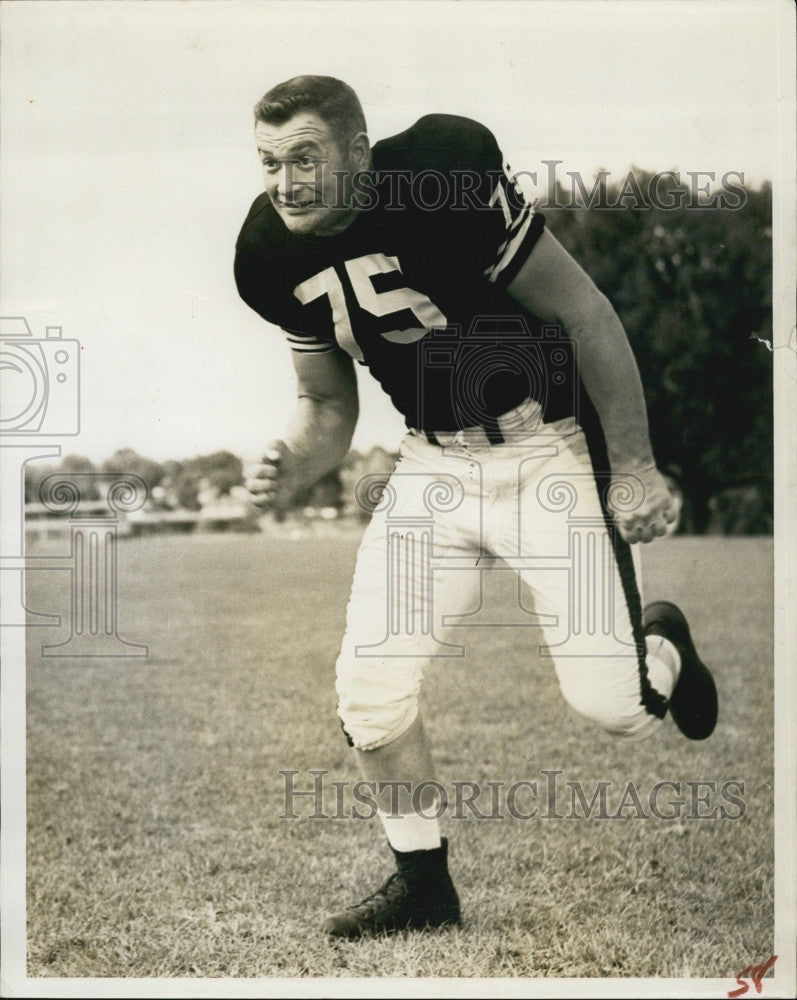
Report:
236,75,718,938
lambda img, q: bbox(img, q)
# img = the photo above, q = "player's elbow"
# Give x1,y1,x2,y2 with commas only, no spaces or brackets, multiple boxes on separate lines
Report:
331,392,361,450
298,391,359,435
560,287,616,339
334,390,360,434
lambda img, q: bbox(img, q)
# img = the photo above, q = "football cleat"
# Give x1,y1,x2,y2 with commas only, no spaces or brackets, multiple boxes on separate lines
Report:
643,600,718,740
322,838,461,938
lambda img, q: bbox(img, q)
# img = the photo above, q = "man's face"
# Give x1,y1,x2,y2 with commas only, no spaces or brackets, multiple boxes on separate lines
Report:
255,112,366,236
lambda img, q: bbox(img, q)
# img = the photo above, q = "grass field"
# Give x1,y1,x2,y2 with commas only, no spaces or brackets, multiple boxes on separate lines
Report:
24,531,774,981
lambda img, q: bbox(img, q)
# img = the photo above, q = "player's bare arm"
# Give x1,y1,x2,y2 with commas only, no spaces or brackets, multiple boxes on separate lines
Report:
245,345,359,512
506,228,676,543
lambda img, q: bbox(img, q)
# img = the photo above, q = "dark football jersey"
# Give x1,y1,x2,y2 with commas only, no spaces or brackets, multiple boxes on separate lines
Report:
235,114,578,432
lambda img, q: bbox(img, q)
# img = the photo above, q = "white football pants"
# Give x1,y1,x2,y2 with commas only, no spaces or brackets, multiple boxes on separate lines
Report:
335,415,675,750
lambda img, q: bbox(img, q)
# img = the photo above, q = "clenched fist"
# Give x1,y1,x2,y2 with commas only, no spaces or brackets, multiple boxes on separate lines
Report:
244,440,298,513
607,464,679,544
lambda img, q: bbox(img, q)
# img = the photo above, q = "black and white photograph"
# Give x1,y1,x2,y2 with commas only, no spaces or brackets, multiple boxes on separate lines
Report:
1,1,794,996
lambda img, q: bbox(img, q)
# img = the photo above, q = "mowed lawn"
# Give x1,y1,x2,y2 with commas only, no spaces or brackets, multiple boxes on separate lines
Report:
24,531,774,980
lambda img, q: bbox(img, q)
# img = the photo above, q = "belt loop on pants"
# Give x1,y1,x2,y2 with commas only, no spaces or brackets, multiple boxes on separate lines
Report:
481,419,506,445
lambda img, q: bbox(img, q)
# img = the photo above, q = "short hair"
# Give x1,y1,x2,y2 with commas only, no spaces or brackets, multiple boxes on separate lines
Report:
253,76,367,146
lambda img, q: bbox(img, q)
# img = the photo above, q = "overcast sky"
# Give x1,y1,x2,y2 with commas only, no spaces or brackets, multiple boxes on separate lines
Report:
0,0,788,463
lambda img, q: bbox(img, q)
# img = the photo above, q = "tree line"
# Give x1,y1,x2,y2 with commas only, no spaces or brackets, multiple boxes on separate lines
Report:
25,449,244,512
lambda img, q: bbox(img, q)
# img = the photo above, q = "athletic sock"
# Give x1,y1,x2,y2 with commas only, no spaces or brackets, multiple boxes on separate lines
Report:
378,808,442,853
645,633,682,698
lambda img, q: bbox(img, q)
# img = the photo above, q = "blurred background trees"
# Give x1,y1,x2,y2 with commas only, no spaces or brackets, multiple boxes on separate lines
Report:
545,174,772,532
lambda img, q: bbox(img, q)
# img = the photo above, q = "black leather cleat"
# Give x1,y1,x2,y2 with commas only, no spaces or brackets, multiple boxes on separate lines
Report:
322,838,461,938
643,600,718,740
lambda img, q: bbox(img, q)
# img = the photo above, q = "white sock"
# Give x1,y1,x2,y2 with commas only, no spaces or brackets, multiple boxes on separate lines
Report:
378,809,442,853
645,634,681,698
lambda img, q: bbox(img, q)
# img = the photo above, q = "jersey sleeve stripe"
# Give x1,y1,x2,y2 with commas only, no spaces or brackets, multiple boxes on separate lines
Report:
289,342,336,354
282,330,336,353
484,210,545,286
485,205,533,282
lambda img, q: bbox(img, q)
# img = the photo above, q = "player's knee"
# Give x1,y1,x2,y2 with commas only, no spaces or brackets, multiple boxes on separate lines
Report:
558,678,663,740
335,653,422,751
336,692,419,751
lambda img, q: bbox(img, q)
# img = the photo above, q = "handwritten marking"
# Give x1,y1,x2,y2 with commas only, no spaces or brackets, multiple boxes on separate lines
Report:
728,954,777,998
